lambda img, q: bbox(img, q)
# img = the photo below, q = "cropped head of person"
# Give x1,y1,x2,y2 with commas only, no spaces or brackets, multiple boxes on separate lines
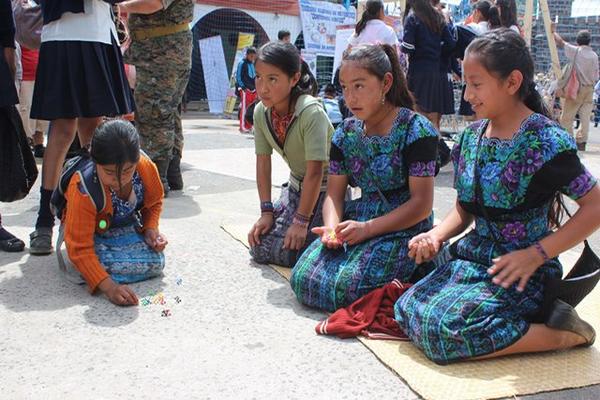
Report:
91,120,141,193
463,28,549,122
339,44,414,121
255,42,318,113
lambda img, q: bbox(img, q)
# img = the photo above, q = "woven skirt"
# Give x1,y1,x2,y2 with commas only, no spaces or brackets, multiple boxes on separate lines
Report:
94,224,165,284
249,183,326,268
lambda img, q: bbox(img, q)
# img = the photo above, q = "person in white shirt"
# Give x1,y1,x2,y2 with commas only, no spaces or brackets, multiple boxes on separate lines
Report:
28,0,134,254
348,0,399,50
554,27,600,151
466,1,501,35
495,0,520,34
594,80,600,128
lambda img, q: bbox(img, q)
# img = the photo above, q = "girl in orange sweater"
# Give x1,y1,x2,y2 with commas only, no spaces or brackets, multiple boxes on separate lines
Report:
61,120,167,306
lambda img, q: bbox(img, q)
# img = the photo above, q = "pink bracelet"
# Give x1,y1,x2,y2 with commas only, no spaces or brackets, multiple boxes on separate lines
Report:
292,213,310,228
533,242,550,261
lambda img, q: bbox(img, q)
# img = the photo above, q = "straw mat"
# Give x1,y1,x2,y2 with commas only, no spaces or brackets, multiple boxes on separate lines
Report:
221,223,600,400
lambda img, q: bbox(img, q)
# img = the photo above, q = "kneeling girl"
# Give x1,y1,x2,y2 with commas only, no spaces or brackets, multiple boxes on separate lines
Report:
291,44,439,312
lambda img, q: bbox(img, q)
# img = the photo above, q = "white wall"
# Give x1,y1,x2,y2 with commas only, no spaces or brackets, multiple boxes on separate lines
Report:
192,4,303,43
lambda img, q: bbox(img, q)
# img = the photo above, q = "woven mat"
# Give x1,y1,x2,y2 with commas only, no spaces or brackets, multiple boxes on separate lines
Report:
221,223,600,400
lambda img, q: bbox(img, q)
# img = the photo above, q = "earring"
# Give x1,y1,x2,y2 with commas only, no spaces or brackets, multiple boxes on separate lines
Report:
381,94,385,105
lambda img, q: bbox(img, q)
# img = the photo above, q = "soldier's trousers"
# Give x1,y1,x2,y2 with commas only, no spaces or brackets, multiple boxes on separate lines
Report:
135,48,192,162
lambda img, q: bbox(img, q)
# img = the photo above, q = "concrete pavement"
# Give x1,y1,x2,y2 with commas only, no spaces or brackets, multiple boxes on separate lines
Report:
0,113,599,399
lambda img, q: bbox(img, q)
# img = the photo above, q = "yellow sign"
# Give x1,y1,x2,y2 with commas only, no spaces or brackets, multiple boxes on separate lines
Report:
237,33,255,50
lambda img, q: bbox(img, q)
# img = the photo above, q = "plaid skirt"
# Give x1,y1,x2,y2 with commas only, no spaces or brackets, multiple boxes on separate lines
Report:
94,224,165,284
249,183,325,267
63,223,164,285
291,191,432,312
394,230,562,364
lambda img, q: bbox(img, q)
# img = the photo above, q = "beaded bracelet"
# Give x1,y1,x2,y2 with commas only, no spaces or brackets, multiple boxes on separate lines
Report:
533,242,550,262
292,212,310,228
260,201,274,214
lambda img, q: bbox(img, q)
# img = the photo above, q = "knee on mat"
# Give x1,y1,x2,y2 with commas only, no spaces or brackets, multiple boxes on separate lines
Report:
249,246,269,265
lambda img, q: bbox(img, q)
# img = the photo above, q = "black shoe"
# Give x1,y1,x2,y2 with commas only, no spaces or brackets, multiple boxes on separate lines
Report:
545,299,596,347
33,144,45,158
153,159,170,197
167,152,183,191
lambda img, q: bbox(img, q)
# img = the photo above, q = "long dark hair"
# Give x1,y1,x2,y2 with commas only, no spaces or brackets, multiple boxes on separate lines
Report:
495,0,518,28
341,44,414,109
91,120,141,188
474,1,501,29
405,0,445,35
257,42,318,111
466,29,564,227
355,0,384,36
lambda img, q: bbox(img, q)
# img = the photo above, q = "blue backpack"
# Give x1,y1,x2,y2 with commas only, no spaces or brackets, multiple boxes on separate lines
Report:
50,151,107,220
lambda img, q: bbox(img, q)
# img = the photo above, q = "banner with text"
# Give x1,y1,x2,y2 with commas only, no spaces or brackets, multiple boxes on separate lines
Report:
299,0,356,56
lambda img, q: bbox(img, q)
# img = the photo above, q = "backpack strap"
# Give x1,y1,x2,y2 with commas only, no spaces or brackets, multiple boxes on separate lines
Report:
77,160,107,213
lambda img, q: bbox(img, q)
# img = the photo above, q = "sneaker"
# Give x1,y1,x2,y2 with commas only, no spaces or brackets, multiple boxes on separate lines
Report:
29,227,53,255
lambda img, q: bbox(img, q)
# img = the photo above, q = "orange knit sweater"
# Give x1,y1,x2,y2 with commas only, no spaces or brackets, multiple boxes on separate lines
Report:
63,155,164,293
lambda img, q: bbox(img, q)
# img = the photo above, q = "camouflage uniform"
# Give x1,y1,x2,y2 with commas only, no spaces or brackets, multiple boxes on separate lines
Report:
125,0,193,186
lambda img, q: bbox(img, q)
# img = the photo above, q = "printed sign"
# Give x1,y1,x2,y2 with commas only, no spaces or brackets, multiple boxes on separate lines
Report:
299,0,356,56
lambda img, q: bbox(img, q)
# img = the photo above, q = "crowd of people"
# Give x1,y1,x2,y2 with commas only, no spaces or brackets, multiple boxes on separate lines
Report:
1,0,600,367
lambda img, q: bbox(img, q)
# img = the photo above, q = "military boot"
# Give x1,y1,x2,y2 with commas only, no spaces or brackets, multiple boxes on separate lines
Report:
153,159,170,197
167,150,183,191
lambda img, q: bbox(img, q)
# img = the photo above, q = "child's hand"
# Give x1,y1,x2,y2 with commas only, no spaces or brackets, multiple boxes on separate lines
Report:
408,231,442,264
98,278,138,306
248,213,274,247
312,226,343,249
335,220,371,246
284,223,308,250
144,229,168,252
488,247,544,292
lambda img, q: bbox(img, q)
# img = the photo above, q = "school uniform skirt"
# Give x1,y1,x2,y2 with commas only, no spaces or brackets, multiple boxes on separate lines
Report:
439,72,455,115
31,37,134,120
458,84,474,116
407,67,444,114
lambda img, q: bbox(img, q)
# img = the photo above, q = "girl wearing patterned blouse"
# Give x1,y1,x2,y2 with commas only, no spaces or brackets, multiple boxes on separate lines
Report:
248,42,334,267
291,44,439,312
396,29,600,364
61,121,166,306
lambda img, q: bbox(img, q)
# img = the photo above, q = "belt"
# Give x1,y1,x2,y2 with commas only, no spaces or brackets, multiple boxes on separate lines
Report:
131,22,191,41
289,173,328,193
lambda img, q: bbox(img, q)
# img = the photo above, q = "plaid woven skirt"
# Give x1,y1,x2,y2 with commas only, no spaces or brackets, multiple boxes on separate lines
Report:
291,191,432,312
249,183,325,268
394,230,562,364
94,224,165,284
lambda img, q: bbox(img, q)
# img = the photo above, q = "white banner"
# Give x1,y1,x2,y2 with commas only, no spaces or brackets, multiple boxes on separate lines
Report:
332,27,355,77
571,0,600,17
299,0,356,56
198,36,230,114
301,50,318,78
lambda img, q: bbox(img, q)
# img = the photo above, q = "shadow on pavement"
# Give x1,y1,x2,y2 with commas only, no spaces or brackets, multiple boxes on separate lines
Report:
0,253,167,327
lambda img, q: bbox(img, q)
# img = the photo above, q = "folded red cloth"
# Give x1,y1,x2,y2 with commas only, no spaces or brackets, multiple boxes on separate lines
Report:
315,279,412,340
